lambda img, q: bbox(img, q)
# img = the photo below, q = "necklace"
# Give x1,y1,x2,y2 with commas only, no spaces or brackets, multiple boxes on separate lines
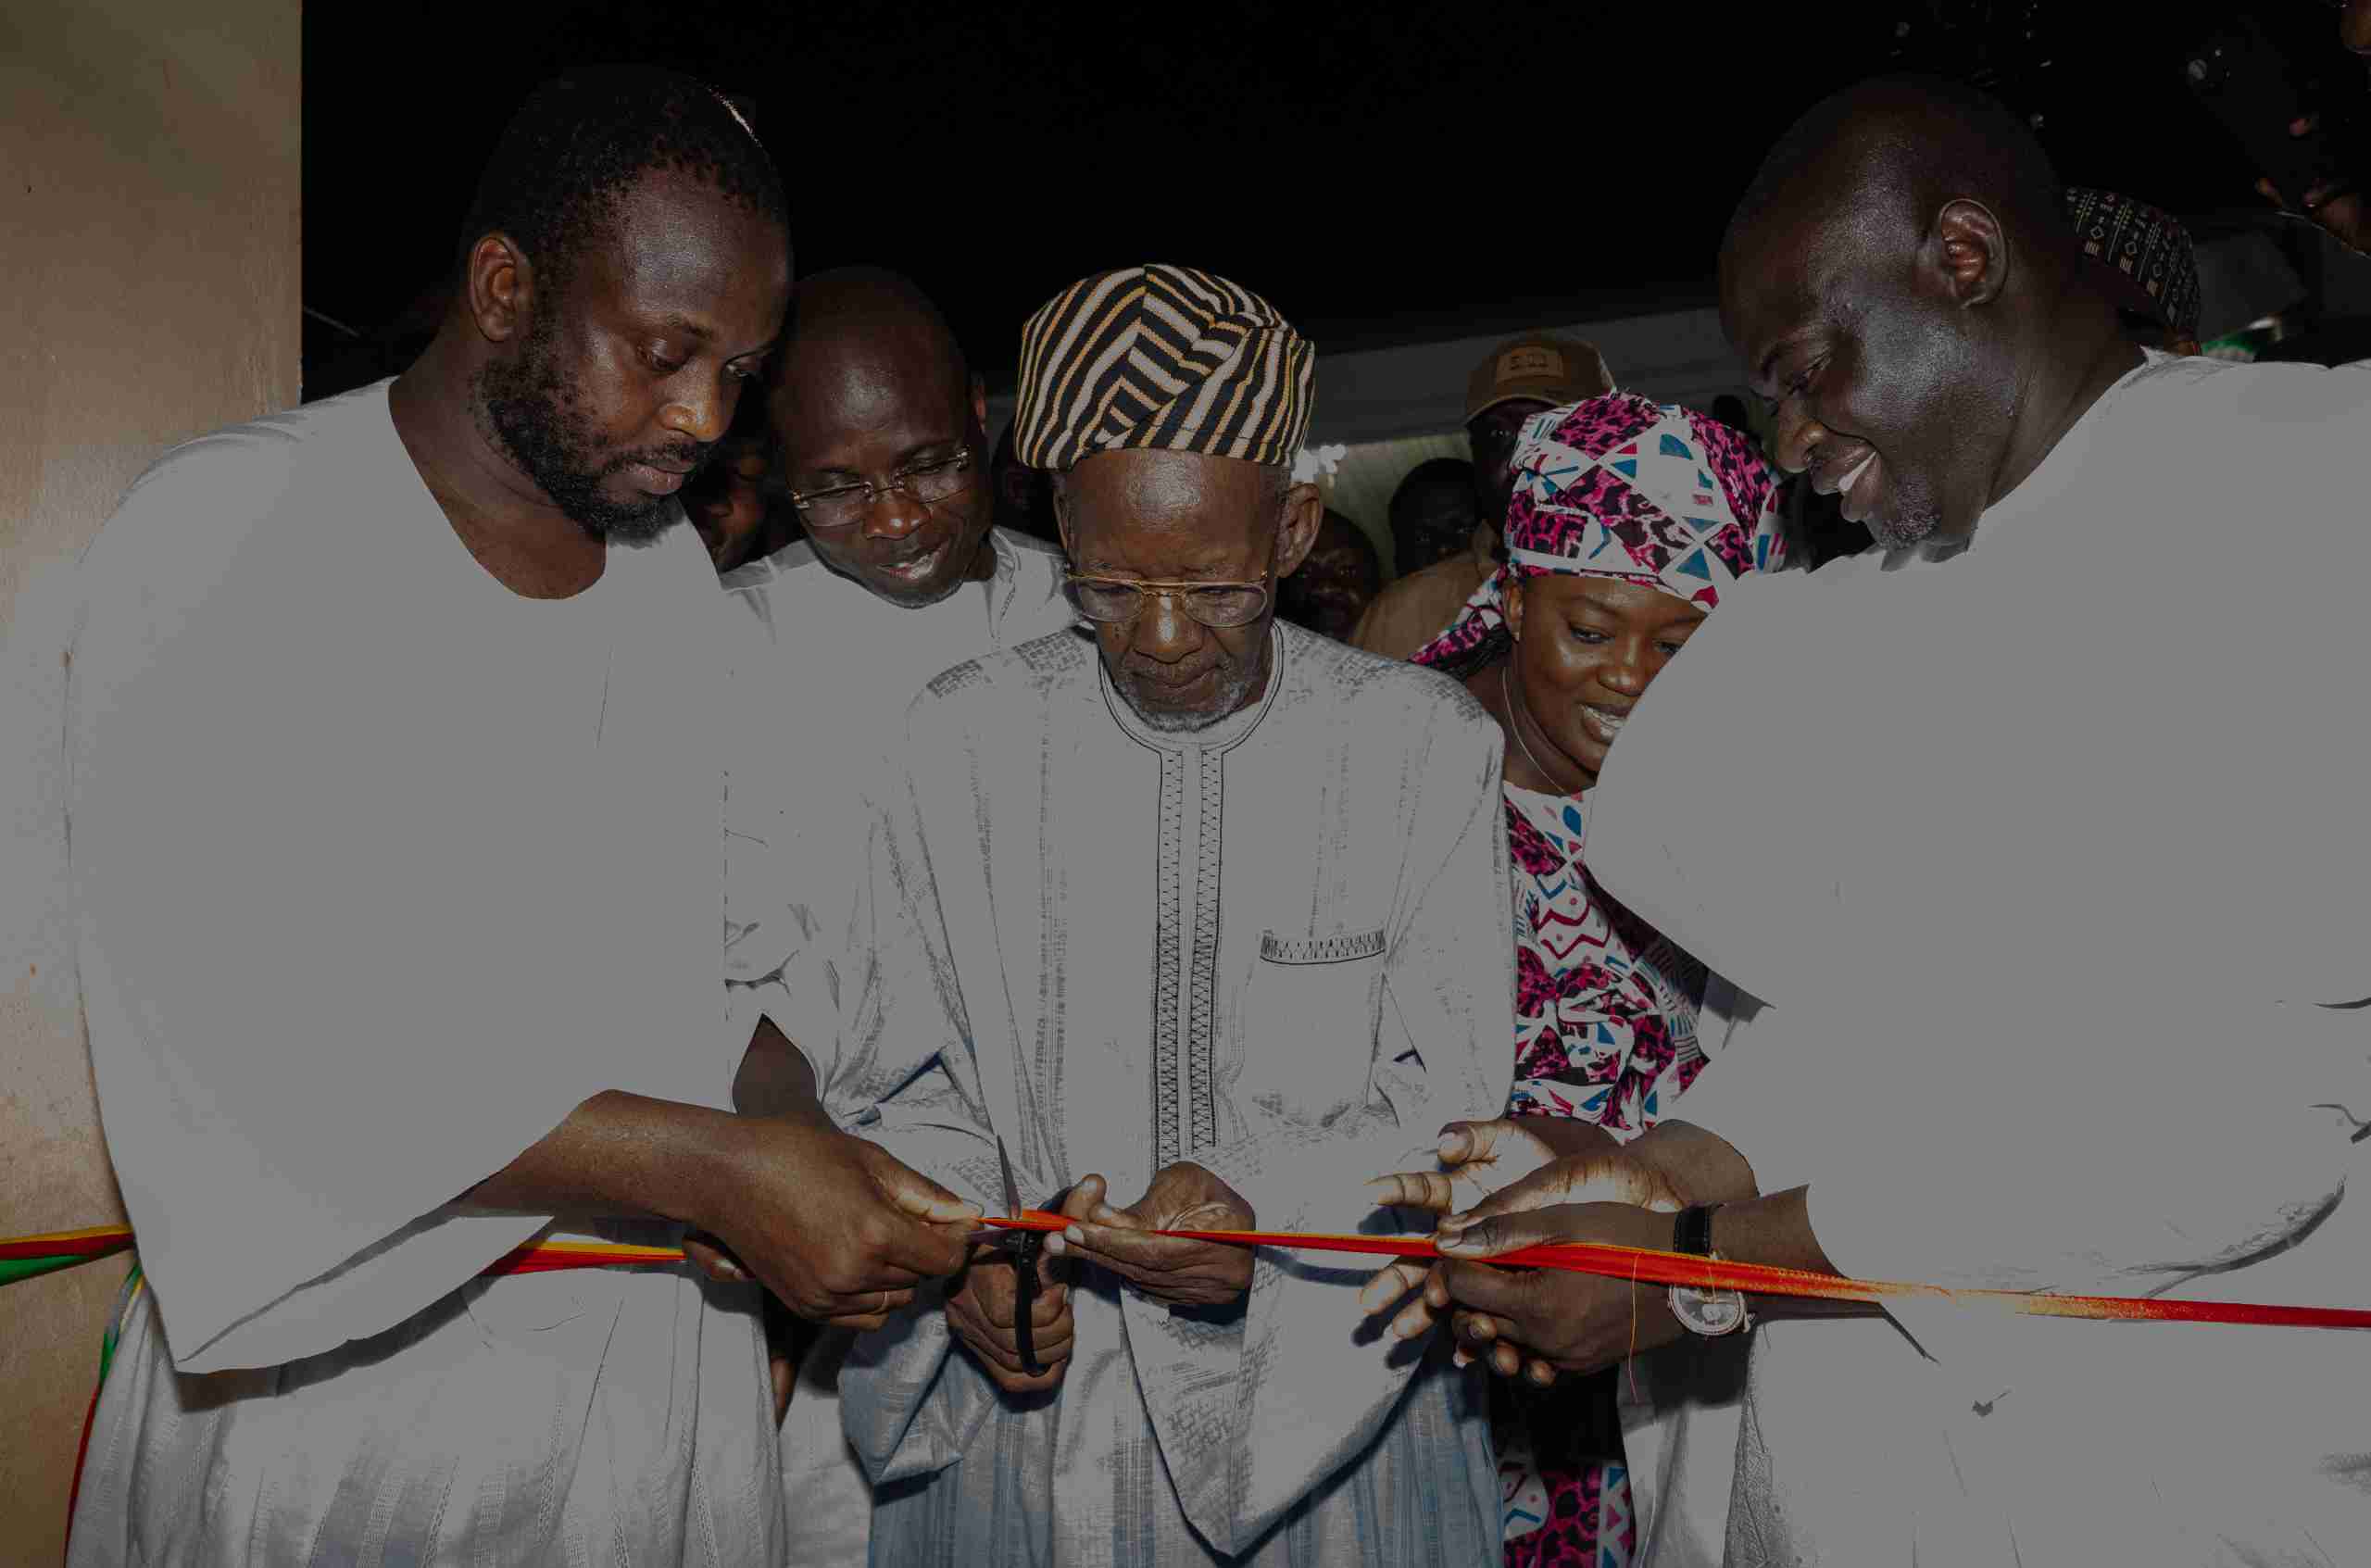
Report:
1501,662,1583,797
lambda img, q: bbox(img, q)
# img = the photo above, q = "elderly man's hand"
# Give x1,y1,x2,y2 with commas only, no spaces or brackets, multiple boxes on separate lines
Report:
1045,1164,1256,1308
946,1238,1074,1394
1428,1201,1690,1379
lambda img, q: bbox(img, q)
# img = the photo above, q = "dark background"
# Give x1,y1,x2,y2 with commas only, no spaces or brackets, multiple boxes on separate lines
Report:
302,2,2354,400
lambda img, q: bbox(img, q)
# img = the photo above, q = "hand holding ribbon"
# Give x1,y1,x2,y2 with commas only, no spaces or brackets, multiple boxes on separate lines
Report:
696,1118,981,1333
1361,1120,1691,1374
1045,1163,1256,1308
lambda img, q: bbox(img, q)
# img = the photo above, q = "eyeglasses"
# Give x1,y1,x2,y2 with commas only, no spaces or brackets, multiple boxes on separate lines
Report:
784,448,977,530
1063,568,1273,630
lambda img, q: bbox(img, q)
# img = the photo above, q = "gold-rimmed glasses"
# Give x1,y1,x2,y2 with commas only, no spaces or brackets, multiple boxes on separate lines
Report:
1063,567,1274,630
784,446,977,530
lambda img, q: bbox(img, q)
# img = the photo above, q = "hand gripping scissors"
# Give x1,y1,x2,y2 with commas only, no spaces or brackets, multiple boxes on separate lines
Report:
967,1136,1062,1376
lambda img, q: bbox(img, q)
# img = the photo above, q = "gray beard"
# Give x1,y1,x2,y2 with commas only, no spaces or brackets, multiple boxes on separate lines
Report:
1115,654,1266,734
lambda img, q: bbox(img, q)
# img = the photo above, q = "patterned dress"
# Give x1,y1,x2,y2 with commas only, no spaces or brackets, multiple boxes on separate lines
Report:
1496,783,1710,1568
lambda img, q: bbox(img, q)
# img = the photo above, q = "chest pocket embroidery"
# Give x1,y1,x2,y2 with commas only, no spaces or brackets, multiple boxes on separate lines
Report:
1237,926,1391,1118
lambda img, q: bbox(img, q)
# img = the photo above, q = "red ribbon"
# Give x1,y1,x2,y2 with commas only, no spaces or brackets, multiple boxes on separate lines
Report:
982,1213,2371,1330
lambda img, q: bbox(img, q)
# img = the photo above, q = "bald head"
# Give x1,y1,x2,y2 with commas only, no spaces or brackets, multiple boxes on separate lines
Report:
1718,74,2135,558
772,266,972,437
766,267,994,605
1726,75,2066,273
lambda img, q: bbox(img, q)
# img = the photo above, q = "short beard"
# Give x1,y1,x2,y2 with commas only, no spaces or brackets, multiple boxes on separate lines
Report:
471,308,690,547
1866,501,1942,553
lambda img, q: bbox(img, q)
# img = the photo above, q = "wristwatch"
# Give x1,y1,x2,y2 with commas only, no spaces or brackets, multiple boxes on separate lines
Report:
1666,1202,1751,1337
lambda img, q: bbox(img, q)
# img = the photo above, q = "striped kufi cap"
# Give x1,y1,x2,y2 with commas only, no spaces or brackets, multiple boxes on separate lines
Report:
1012,264,1314,472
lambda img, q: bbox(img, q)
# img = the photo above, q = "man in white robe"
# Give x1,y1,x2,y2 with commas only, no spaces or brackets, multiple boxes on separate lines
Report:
64,70,979,1566
718,267,1073,1567
1418,76,2371,1565
797,265,1517,1565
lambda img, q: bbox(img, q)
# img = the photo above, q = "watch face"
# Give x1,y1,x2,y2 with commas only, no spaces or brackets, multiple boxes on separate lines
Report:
1672,1286,1749,1336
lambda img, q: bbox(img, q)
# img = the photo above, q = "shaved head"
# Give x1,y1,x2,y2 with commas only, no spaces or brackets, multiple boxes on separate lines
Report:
774,266,972,417
1718,74,2137,558
1726,74,2066,273
766,267,994,605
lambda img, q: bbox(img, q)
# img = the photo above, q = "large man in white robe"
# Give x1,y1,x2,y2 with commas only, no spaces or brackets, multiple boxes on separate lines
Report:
63,70,981,1566
791,265,1517,1564
1419,77,2371,1565
718,267,1073,1567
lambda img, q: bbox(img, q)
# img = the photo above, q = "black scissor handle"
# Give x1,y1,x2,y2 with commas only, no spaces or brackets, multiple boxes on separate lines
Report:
1010,1232,1044,1377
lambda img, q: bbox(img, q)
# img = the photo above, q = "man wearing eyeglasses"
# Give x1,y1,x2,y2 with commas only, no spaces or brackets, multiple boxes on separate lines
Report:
715,265,1076,1568
795,264,1514,1565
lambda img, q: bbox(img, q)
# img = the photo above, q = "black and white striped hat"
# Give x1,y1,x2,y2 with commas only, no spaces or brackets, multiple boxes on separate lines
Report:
1013,264,1313,472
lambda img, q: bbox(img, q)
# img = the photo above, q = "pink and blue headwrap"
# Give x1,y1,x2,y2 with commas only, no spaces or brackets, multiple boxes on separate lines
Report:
1411,394,1787,678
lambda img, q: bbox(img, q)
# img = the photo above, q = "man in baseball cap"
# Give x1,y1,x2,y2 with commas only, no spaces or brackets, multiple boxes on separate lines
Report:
1352,332,1612,660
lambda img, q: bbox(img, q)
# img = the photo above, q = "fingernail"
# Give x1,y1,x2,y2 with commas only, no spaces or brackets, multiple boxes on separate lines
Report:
1064,1225,1085,1244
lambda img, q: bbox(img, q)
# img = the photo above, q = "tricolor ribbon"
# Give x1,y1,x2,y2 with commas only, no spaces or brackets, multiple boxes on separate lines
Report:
15,1215,2371,1330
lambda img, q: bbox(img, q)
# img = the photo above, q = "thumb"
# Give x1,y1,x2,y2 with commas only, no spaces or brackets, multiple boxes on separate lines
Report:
874,1154,983,1223
1437,1207,1569,1259
1436,1121,1485,1166
1060,1174,1106,1221
681,1233,748,1284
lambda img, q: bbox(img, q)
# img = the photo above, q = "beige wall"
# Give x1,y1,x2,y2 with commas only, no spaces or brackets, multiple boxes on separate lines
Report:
0,4,298,1557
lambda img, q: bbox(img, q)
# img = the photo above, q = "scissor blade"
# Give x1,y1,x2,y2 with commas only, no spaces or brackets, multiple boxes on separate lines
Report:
996,1135,1025,1221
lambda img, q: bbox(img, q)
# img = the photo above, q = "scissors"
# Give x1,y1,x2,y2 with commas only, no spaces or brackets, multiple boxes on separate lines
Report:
966,1136,1063,1377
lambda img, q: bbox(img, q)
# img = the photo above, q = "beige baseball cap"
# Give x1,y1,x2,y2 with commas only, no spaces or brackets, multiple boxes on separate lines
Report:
1465,334,1614,422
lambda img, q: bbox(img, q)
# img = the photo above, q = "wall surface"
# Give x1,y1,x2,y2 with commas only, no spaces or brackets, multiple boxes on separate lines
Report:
0,4,299,1557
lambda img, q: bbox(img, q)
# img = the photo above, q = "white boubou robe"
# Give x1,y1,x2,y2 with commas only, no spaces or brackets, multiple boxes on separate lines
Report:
719,525,1073,1566
785,620,1515,1566
63,382,783,1566
1593,352,2371,1565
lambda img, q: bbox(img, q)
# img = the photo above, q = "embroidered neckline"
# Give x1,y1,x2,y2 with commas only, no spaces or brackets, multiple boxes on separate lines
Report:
1097,621,1286,757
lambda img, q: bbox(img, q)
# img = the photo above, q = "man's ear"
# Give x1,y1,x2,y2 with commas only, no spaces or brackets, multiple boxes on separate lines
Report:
464,232,534,345
1502,577,1526,645
1933,199,2010,309
971,373,988,433
1273,482,1324,579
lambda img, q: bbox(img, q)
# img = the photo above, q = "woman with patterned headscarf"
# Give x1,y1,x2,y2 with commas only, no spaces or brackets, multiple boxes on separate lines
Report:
1406,392,1786,1568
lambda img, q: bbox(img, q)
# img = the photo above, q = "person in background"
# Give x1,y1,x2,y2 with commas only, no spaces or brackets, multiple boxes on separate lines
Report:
686,393,791,573
717,263,1078,1568
2064,186,2203,356
1368,394,1785,1568
1275,508,1383,641
1391,455,1488,579
1353,333,1612,660
1349,458,1476,657
987,420,1063,546
2252,0,2371,254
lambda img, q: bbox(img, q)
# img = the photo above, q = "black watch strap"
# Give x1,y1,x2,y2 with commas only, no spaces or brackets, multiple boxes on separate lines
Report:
1672,1202,1724,1259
